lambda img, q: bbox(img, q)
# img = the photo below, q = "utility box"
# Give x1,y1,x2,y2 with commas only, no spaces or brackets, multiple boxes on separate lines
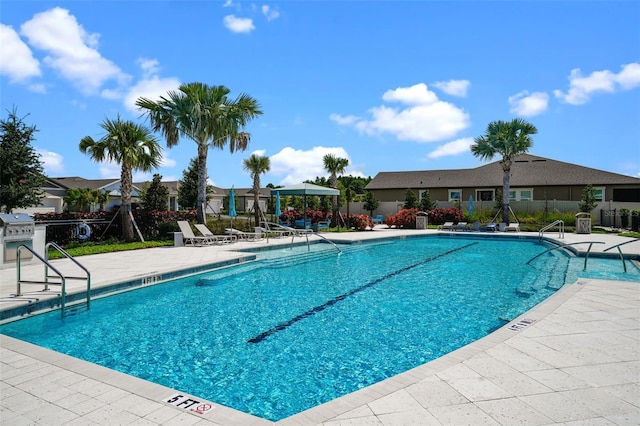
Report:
416,212,428,230
576,212,591,234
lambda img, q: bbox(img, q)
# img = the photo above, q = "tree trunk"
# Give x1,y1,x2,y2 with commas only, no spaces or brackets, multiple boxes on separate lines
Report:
502,162,511,224
253,175,260,227
197,143,208,224
120,164,135,242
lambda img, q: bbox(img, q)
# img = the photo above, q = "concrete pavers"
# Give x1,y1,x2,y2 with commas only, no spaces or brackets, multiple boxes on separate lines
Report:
1,229,639,425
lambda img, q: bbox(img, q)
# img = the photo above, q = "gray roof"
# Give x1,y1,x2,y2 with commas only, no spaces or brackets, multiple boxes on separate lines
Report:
365,154,640,189
47,177,125,191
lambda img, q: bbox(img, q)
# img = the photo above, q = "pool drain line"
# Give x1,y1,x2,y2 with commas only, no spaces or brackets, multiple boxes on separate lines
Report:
247,242,478,344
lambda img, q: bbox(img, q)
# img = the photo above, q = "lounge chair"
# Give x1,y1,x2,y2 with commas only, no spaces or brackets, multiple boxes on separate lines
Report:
194,224,236,244
177,221,210,246
225,228,264,241
260,222,296,238
438,222,454,230
504,222,521,232
453,222,468,231
481,222,497,232
372,214,384,225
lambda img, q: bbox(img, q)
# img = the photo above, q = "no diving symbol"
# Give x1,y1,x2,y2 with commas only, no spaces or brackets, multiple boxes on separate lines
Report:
192,403,213,414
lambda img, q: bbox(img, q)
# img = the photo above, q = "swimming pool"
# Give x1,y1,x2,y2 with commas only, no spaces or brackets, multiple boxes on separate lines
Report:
1,236,638,421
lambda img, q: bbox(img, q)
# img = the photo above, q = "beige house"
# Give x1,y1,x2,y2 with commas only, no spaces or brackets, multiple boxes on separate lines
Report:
365,154,640,204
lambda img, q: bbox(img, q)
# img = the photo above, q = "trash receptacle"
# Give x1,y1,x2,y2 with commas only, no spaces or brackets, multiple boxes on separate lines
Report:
632,212,639,232
576,212,591,234
416,212,428,229
312,223,319,232
174,232,184,246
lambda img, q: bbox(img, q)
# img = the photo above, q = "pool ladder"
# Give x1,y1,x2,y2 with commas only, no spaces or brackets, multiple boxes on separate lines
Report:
16,242,91,318
539,220,564,240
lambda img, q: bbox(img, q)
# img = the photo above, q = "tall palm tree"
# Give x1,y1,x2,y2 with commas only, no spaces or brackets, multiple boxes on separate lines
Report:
136,82,263,223
471,118,537,224
323,154,349,227
242,154,271,226
80,116,163,241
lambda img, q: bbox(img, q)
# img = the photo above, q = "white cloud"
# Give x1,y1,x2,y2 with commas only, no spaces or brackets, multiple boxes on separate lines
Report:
427,138,474,159
0,23,41,83
554,62,640,105
19,7,130,96
123,59,181,113
223,15,255,33
508,91,549,117
432,79,470,97
28,83,47,94
330,83,469,142
333,83,469,143
270,146,351,186
262,5,280,21
251,149,267,157
36,149,64,174
329,113,360,125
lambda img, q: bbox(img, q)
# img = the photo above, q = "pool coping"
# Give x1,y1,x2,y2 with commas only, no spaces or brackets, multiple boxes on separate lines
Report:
1,230,639,425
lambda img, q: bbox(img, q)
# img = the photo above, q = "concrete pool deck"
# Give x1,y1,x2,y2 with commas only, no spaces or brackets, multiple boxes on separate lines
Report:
1,228,639,425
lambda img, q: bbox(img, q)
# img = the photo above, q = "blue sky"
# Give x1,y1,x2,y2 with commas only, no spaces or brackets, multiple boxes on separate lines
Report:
2,1,639,189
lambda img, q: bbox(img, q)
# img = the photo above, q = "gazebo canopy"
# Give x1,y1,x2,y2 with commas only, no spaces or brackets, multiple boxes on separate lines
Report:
270,183,339,196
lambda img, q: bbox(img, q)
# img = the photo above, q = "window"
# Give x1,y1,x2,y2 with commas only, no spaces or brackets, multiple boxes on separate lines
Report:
448,190,462,202
593,187,605,202
477,190,494,201
509,188,533,201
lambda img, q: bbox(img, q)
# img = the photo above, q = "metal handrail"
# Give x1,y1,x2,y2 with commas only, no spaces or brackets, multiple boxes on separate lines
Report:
539,220,564,239
45,242,91,309
526,241,605,271
603,238,640,273
15,242,91,318
16,244,67,315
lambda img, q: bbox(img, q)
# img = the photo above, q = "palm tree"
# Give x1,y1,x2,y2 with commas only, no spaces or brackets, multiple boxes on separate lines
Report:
136,82,263,223
80,116,163,241
242,154,271,226
471,118,537,224
323,154,349,227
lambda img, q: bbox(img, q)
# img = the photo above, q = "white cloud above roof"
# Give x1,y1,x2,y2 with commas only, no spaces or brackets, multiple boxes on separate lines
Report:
37,148,65,175
554,62,640,105
269,146,353,186
332,83,470,143
508,91,549,117
427,137,474,159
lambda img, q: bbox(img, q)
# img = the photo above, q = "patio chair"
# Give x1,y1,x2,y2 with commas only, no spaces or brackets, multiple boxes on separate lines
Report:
481,222,497,232
261,222,296,238
453,222,468,231
438,222,454,230
372,214,384,225
504,222,521,232
194,224,236,244
225,227,263,241
176,221,210,246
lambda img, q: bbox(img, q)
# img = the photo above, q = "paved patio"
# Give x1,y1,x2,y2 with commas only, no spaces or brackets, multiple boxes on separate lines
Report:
1,229,639,425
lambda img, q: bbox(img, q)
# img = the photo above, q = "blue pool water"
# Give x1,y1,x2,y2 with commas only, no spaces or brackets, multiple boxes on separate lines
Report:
1,236,638,421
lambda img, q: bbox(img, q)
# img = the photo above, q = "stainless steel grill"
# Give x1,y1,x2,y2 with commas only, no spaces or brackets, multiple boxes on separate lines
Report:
0,213,35,263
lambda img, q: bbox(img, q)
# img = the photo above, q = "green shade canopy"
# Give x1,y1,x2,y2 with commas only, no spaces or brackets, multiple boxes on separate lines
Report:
270,183,339,196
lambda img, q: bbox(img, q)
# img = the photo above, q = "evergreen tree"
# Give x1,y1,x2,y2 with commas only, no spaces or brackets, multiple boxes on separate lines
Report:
363,191,379,216
578,184,598,213
419,189,437,211
140,174,169,211
404,188,418,209
178,158,200,210
0,108,46,213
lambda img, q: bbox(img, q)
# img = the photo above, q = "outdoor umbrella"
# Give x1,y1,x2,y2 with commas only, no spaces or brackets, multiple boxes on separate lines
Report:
469,195,474,216
228,188,237,228
275,191,281,217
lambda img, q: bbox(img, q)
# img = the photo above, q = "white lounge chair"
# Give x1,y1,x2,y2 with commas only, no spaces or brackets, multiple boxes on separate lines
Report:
194,224,236,244
453,222,468,231
504,222,521,232
177,221,210,246
225,227,263,241
438,222,454,230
